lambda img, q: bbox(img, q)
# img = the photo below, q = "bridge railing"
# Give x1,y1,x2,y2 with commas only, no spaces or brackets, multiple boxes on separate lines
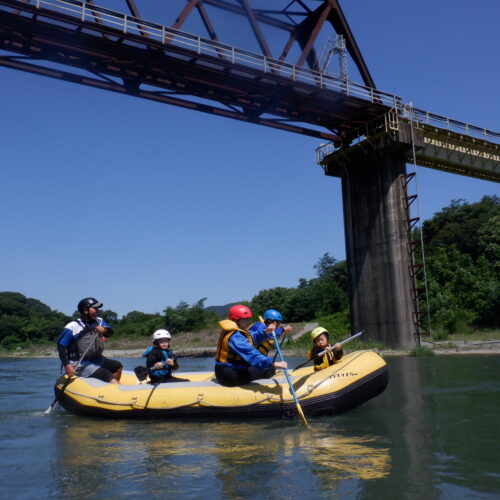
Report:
315,105,500,166
400,106,500,143
21,0,402,107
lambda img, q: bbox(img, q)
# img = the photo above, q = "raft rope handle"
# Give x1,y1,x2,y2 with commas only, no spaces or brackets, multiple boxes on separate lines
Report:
62,387,275,410
144,383,160,410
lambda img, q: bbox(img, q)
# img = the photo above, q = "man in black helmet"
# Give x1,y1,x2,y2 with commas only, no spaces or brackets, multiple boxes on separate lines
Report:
56,297,122,383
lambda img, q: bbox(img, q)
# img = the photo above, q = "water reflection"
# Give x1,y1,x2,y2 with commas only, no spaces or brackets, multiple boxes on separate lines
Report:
2,356,498,498
298,432,391,480
52,415,392,498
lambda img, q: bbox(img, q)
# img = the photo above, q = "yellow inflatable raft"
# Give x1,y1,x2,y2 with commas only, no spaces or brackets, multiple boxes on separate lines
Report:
53,350,388,419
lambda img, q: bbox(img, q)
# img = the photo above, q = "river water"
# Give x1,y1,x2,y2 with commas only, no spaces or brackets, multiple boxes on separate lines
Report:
0,355,499,499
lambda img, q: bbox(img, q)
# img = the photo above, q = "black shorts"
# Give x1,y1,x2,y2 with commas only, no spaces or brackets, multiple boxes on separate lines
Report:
91,358,123,382
149,375,190,384
215,364,276,387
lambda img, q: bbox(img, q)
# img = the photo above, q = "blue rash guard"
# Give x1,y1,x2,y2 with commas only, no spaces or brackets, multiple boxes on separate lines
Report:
249,321,284,339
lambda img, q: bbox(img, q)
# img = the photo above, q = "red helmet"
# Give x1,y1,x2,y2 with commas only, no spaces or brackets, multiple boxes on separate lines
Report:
228,304,252,321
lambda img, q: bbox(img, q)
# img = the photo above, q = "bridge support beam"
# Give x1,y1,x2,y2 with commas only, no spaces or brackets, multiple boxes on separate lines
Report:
322,125,422,348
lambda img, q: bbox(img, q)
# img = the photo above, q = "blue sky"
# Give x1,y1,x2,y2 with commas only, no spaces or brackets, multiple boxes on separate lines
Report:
1,0,499,317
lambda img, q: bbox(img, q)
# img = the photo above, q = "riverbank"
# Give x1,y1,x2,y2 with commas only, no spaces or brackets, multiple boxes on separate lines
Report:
2,339,500,358
2,323,499,358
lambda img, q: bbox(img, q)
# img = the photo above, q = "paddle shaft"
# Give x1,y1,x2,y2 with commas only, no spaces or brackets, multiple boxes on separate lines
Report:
292,329,366,372
45,327,100,413
272,329,287,362
256,316,288,363
271,331,308,426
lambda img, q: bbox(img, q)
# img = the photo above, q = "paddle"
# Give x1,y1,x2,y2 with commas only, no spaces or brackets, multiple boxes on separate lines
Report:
256,316,288,363
271,330,309,426
272,331,287,362
45,327,100,414
134,365,152,382
134,354,177,382
292,329,366,372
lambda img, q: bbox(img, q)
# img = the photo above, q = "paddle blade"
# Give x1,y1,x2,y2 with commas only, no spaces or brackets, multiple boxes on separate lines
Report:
295,402,309,427
44,400,59,414
134,366,149,382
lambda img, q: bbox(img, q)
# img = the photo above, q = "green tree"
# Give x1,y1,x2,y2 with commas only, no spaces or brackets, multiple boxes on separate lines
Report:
423,195,499,259
250,287,294,319
99,309,119,325
164,298,218,334
0,292,69,347
418,195,500,332
249,253,348,322
115,311,163,337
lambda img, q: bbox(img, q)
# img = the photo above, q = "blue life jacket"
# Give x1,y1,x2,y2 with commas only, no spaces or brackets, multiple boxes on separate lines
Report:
144,347,175,379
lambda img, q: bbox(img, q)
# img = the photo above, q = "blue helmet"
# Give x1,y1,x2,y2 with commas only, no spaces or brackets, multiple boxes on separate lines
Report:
263,309,283,322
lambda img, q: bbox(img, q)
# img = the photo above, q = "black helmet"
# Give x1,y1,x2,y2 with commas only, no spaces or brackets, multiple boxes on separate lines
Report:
78,297,103,314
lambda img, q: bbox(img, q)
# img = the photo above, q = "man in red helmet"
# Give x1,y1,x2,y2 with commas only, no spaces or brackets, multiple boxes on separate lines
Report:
214,304,288,386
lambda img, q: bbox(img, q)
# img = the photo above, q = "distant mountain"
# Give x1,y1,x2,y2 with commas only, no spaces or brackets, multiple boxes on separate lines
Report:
204,303,239,318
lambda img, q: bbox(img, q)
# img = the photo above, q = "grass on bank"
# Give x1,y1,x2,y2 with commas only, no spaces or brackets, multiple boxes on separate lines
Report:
409,346,435,357
1,320,499,357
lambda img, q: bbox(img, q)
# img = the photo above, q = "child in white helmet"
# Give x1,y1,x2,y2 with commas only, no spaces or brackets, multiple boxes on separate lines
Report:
144,329,188,384
308,327,343,371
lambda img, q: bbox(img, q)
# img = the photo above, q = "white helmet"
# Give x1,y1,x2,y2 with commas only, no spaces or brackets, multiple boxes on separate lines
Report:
152,329,171,341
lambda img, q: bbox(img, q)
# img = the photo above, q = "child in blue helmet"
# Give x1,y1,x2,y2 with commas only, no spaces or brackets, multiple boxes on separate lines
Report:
251,309,293,356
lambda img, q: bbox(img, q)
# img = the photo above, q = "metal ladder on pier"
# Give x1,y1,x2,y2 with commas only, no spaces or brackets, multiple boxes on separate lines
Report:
400,116,433,344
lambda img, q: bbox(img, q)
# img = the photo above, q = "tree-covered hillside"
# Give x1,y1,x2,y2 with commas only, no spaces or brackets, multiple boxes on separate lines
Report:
0,292,70,349
418,195,499,334
1,195,498,349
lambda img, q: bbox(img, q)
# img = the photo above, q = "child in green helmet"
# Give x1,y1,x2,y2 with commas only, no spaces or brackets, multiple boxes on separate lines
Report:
307,327,343,371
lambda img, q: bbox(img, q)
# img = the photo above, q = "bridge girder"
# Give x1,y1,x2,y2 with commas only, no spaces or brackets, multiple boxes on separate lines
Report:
0,0,393,140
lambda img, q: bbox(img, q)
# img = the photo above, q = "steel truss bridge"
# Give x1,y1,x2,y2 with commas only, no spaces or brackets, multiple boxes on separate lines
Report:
1,0,498,179
1,0,498,347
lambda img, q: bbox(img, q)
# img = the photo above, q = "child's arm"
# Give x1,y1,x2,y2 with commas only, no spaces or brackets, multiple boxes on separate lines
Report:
333,343,344,360
170,352,179,371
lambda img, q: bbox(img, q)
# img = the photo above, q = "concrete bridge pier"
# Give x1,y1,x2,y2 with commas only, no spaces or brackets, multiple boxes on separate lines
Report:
321,125,422,348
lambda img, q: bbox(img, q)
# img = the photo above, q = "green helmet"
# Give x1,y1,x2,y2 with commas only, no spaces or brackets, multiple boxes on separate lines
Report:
311,327,329,341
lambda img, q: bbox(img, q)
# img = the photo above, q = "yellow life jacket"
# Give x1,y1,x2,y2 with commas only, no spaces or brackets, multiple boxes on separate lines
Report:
215,320,254,365
307,347,339,371
257,338,275,356
254,316,274,356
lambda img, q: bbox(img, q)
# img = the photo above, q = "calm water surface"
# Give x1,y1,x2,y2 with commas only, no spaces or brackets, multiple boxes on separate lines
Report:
0,355,499,499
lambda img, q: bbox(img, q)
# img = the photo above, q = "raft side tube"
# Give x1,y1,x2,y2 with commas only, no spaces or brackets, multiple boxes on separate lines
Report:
54,351,388,419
